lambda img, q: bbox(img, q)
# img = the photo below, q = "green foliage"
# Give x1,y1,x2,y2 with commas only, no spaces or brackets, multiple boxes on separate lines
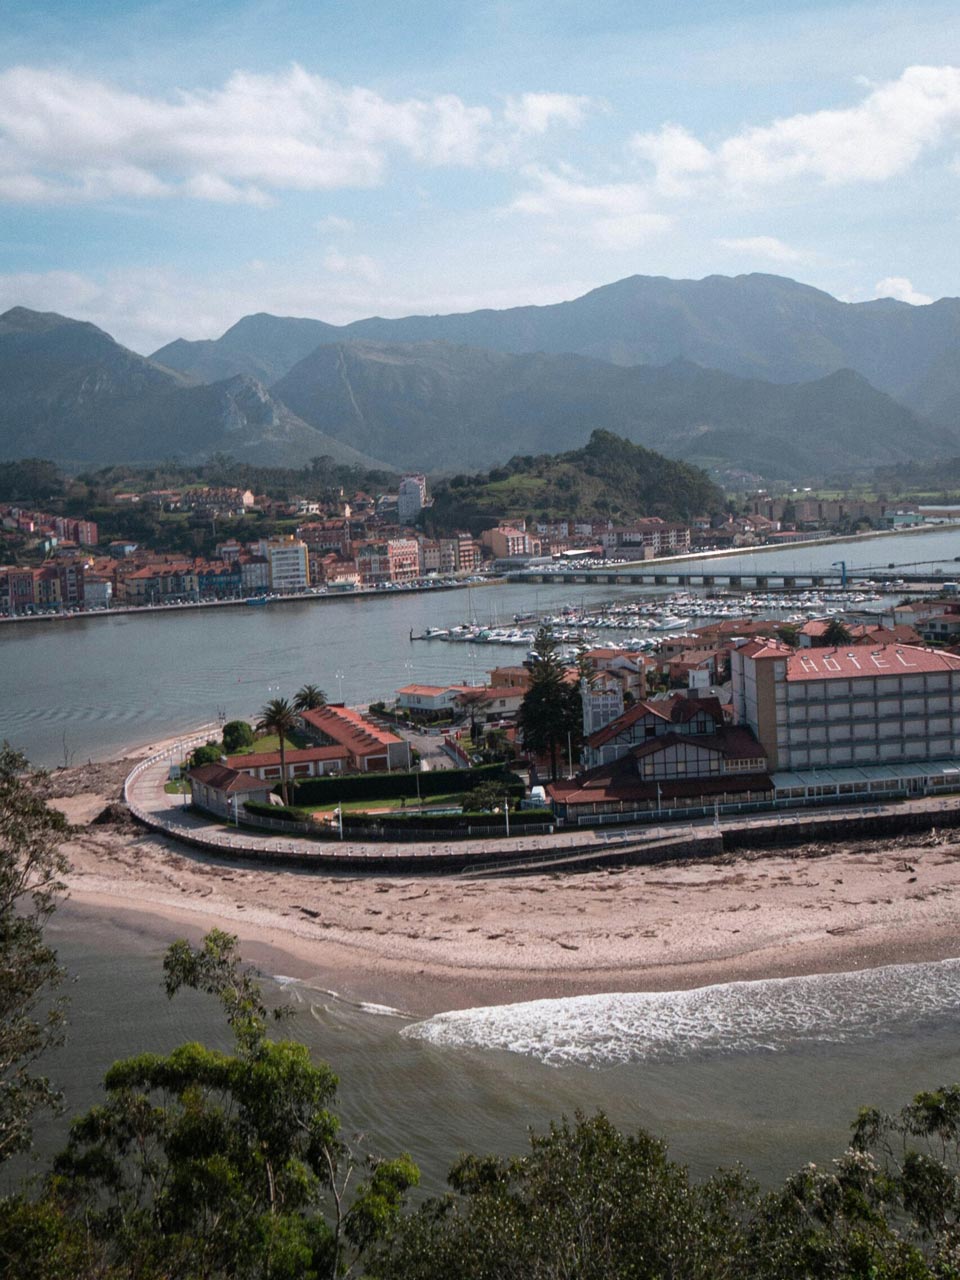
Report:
256,698,299,806
517,629,583,781
461,780,512,813
820,618,854,647
426,430,725,535
294,685,327,712
244,800,311,824
189,739,222,768
0,744,69,1163
0,458,63,503
372,1111,756,1280
291,763,521,806
222,720,256,754
12,930,418,1279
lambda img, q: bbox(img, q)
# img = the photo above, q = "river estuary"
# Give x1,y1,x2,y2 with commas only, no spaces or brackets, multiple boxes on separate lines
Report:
4,527,960,1195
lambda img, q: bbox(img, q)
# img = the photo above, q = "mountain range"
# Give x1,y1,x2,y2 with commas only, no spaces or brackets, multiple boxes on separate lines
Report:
2,271,959,480
0,308,386,471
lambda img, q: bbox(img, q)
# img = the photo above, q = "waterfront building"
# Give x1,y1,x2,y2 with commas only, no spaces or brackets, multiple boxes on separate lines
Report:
262,538,310,593
582,694,725,770
397,474,427,525
298,704,412,771
355,538,420,586
581,675,625,735
731,639,960,772
187,763,271,818
226,745,348,781
481,525,542,559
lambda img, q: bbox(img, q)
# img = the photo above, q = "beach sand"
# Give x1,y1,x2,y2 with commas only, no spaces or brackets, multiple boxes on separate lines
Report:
43,749,960,1017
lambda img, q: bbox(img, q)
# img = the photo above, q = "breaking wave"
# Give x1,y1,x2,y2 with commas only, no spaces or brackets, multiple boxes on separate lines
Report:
401,959,960,1067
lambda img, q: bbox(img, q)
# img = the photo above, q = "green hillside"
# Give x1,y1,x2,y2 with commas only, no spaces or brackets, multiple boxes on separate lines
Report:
424,430,725,535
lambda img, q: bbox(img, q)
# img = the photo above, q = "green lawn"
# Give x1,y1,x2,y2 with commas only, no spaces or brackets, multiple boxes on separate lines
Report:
304,790,466,816
236,730,310,754
164,779,190,794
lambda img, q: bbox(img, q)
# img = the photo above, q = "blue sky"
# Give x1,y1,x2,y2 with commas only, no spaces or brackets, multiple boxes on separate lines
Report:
1,0,958,352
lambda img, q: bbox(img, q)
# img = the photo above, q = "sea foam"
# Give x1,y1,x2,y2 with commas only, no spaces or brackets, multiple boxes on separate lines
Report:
401,959,960,1067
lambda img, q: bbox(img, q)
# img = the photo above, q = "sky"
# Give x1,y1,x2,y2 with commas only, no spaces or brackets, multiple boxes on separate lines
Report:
1,0,958,353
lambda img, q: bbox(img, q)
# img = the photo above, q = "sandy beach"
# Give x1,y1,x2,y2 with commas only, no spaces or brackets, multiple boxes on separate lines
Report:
43,747,960,1016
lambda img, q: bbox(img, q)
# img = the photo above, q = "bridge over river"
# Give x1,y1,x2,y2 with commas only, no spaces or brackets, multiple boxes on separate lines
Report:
508,558,960,591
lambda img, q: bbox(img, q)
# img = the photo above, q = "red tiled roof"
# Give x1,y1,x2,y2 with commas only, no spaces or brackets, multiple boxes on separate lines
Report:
188,763,267,793
735,638,794,659
787,643,960,680
396,684,475,697
300,704,405,755
226,746,347,770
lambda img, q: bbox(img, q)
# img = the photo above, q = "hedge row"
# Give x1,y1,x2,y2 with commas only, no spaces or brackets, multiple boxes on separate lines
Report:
244,800,311,823
290,763,522,804
341,807,554,833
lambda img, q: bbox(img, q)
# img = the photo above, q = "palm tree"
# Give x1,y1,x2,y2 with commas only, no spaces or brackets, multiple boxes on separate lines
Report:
255,697,298,805
293,684,327,711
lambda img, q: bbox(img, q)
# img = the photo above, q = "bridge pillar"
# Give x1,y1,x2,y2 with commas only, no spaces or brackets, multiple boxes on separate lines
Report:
606,574,617,585
702,575,714,586
728,575,741,587
654,575,666,586
783,576,795,588
755,576,768,588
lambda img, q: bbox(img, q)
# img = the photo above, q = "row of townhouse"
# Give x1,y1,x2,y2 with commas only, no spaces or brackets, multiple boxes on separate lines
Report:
1,504,98,546
601,518,691,558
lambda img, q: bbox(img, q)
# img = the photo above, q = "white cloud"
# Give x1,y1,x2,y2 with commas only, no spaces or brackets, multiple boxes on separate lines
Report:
632,65,960,192
873,276,933,305
322,249,380,284
503,92,593,135
0,263,594,354
508,167,670,248
631,124,713,196
0,64,593,205
316,214,355,234
716,235,810,264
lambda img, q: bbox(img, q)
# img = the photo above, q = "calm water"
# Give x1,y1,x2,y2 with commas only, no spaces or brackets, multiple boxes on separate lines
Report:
4,528,960,1196
7,906,960,1200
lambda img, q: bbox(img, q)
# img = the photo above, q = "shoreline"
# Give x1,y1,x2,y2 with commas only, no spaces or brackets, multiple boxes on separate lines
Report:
48,740,960,1016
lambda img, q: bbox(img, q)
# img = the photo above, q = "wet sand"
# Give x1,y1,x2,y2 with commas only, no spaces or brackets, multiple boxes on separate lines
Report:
47,752,960,1017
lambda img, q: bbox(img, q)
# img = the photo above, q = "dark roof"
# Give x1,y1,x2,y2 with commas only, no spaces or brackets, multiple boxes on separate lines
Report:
587,694,723,748
630,727,764,763
548,772,773,807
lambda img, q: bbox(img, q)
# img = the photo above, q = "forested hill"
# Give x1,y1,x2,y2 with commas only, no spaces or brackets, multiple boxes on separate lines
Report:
424,430,725,536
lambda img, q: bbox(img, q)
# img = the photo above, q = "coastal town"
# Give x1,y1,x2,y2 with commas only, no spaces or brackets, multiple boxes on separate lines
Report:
167,577,960,857
0,472,950,616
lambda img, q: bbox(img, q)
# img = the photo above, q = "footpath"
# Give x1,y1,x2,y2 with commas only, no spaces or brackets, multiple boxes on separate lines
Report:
125,735,960,877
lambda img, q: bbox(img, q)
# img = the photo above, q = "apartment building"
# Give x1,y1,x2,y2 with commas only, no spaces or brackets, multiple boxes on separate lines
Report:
397,474,427,525
261,539,310,593
731,639,960,772
356,538,420,586
480,525,541,559
601,519,691,558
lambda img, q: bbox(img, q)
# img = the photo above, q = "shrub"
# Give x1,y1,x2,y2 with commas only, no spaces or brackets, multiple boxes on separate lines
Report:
222,720,255,753
291,764,522,806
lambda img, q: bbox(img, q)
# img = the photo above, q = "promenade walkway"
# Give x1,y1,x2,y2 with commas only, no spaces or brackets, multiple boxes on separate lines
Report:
125,734,960,876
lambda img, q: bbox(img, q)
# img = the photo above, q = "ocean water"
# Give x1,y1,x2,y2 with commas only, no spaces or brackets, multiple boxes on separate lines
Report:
9,906,960,1200
402,960,960,1066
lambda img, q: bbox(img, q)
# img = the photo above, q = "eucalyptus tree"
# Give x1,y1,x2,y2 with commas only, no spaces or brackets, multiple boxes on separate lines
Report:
0,744,69,1163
